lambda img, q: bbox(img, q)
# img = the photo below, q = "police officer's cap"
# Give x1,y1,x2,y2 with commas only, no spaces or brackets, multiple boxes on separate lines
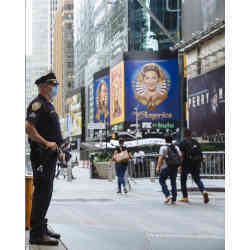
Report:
35,72,57,86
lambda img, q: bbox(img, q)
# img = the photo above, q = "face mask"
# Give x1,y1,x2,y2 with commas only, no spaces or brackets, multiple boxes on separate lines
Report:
49,86,58,98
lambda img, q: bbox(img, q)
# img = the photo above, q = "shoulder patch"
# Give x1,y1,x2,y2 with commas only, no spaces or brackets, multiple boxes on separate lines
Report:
32,102,42,111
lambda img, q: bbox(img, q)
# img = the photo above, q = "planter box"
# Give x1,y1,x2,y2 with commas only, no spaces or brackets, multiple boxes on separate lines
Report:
94,162,116,179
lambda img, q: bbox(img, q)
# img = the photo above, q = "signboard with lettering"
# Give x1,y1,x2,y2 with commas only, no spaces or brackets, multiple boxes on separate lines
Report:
188,66,225,137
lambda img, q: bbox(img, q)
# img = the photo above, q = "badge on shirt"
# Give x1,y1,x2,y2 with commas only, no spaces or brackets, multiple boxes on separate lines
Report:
32,102,41,112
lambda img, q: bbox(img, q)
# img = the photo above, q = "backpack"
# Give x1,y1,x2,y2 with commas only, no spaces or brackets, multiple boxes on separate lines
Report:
185,139,203,164
166,144,181,167
65,150,72,162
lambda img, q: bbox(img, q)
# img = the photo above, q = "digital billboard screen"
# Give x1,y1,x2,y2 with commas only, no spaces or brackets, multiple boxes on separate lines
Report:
67,92,82,137
93,69,110,124
110,61,125,126
124,58,179,123
188,66,225,137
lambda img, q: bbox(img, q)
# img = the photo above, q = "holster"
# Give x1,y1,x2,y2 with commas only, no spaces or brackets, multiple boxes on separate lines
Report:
35,146,58,167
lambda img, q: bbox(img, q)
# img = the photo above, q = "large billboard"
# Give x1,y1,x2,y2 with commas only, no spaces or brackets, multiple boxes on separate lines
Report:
110,61,125,126
124,58,179,123
66,92,82,137
188,66,225,137
93,69,110,124
182,0,225,41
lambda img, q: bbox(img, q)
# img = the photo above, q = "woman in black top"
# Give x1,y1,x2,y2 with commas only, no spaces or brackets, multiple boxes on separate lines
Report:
112,139,132,193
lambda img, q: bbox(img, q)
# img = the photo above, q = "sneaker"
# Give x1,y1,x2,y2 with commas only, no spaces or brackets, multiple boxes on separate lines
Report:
202,191,209,204
123,188,128,194
117,190,121,194
164,196,172,204
171,200,176,205
179,197,189,203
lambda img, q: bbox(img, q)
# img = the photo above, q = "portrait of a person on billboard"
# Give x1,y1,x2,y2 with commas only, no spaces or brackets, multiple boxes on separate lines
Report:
110,61,125,125
95,80,109,121
112,78,122,118
132,63,170,111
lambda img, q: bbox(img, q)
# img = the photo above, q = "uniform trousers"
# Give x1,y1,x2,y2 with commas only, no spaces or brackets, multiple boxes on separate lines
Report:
30,155,57,239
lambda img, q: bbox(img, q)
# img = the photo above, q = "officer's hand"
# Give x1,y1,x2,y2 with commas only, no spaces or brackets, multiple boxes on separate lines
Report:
178,167,182,173
46,141,57,151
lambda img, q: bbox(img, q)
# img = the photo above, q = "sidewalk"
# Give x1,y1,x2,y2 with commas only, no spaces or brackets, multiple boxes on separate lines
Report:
26,167,225,250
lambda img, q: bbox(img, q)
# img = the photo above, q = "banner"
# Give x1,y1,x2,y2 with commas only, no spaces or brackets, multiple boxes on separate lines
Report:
188,66,225,137
124,59,179,122
93,74,110,124
110,61,125,125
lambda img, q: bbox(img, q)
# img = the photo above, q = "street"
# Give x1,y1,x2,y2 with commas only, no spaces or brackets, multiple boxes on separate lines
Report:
43,167,225,250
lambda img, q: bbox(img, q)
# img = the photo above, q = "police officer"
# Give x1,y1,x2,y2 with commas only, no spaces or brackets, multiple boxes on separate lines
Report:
25,72,64,246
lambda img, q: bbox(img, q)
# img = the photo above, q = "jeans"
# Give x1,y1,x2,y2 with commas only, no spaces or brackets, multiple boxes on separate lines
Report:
115,162,128,189
159,167,178,201
181,163,205,198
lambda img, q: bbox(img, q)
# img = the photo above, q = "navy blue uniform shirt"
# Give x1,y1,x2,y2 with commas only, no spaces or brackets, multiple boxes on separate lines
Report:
26,94,63,152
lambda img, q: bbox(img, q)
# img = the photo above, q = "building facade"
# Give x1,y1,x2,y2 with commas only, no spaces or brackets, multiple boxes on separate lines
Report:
73,0,181,142
49,0,59,70
177,0,225,143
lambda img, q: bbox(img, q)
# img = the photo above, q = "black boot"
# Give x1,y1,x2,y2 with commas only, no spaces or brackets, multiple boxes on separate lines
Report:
29,235,59,246
46,228,61,239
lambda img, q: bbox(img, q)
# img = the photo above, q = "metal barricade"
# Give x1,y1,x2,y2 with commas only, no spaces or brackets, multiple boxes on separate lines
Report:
127,151,225,179
201,151,225,178
127,155,159,179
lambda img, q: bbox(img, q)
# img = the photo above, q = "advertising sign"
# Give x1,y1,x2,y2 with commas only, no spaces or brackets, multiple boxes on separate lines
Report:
110,61,125,126
67,93,82,137
188,66,225,137
124,59,179,123
93,73,110,123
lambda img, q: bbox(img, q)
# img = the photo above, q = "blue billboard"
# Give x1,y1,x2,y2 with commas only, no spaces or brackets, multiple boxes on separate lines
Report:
124,59,179,122
93,73,110,124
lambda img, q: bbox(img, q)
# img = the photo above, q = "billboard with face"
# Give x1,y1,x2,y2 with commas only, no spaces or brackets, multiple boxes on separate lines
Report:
188,66,225,137
124,58,179,122
93,74,110,123
110,61,125,126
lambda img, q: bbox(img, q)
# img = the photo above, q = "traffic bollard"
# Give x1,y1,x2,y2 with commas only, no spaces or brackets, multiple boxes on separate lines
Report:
108,161,113,182
67,160,72,182
150,160,155,182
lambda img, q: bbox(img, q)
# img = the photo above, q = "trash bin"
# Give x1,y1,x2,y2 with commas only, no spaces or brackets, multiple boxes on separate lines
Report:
25,175,33,230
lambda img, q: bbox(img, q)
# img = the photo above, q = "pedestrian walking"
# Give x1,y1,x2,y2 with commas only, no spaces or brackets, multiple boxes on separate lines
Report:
25,72,64,246
112,138,132,194
156,135,182,204
178,128,209,204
